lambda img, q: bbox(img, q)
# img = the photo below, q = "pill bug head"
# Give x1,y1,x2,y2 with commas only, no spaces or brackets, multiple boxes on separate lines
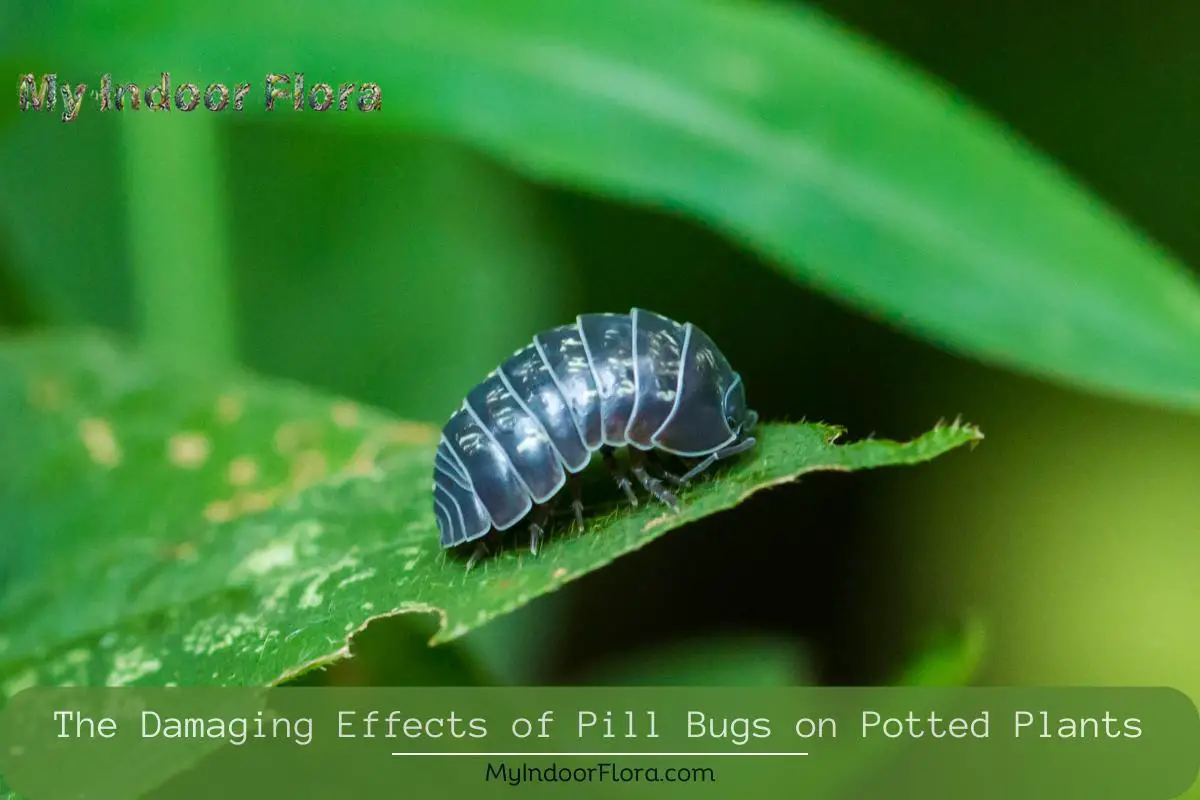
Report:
650,324,758,458
723,372,757,437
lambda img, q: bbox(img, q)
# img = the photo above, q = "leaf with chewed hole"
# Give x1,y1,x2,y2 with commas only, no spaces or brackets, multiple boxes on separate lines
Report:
0,330,982,697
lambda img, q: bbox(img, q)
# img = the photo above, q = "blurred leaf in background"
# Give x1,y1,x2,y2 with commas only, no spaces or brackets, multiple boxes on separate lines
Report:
13,0,1200,411
579,635,815,686
2,9,1200,800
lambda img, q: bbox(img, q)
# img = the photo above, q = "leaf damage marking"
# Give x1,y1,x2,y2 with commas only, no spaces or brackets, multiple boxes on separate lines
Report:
231,521,325,581
78,417,121,467
214,393,244,424
271,602,450,685
203,451,331,525
185,612,275,657
336,568,377,590
167,431,212,469
236,491,275,515
273,421,318,456
106,646,162,686
330,401,360,429
2,669,36,699
162,541,199,562
240,540,298,576
341,422,438,479
289,450,328,487
203,499,235,524
381,421,438,445
227,456,260,487
44,648,97,685
298,553,363,611
198,415,430,528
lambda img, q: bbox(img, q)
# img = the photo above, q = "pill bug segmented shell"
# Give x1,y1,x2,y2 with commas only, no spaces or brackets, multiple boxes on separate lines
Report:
433,308,759,567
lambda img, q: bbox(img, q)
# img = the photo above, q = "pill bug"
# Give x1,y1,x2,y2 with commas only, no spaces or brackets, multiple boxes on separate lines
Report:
432,308,758,568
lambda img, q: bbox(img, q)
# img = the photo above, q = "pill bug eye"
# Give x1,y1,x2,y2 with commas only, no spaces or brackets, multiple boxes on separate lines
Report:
435,307,758,570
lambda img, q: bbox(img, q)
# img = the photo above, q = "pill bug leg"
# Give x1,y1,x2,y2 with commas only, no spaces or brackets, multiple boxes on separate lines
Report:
527,501,555,557
646,450,685,486
465,538,492,573
630,449,680,512
464,528,507,572
601,446,639,507
568,475,586,533
678,437,758,485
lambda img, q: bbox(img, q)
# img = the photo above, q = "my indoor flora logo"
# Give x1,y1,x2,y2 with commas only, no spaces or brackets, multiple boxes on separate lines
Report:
17,73,382,122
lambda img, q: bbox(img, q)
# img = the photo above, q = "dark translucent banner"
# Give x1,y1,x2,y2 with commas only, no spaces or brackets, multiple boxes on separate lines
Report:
0,687,1196,799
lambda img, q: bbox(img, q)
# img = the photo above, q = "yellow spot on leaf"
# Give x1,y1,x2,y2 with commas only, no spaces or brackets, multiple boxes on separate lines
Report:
383,421,437,444
168,432,211,469
274,423,302,454
215,393,244,424
227,456,259,487
345,438,383,477
331,401,360,429
237,491,274,514
552,567,568,579
204,499,234,523
204,485,289,525
291,450,328,488
339,420,435,476
78,417,121,467
165,541,198,561
344,456,379,477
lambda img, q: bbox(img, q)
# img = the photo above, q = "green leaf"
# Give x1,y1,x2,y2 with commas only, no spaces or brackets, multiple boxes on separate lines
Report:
0,331,981,694
283,615,496,688
893,613,988,687
579,635,814,686
120,112,236,369
17,0,1200,412
229,131,577,424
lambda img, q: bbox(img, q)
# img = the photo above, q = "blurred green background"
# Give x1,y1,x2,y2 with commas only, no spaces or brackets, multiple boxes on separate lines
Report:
2,0,1197,730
